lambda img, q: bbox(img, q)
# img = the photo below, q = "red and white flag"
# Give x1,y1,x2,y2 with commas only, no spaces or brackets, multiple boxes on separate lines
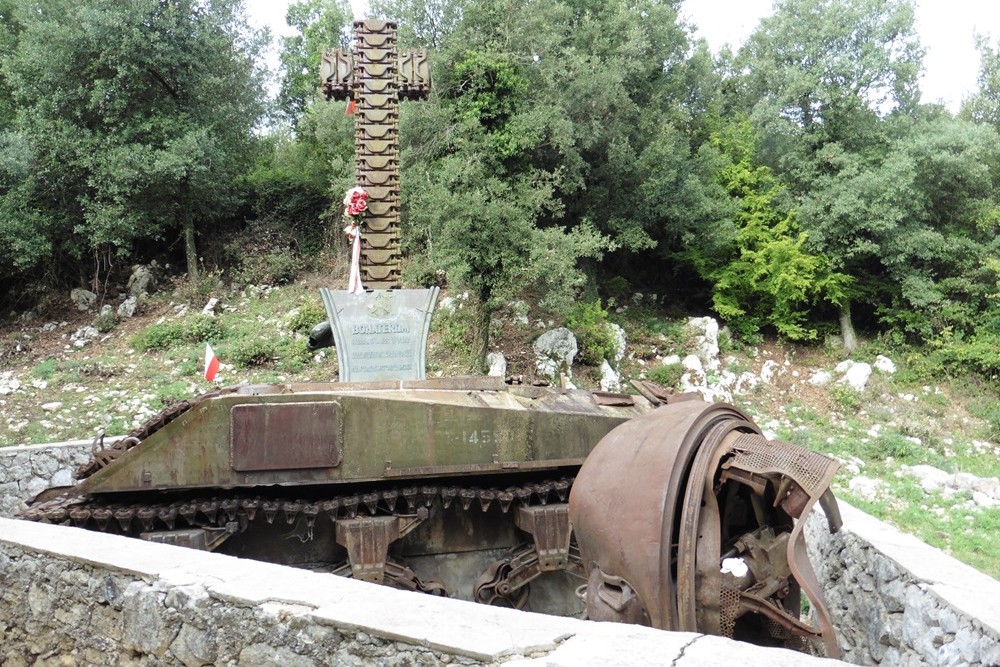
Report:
204,343,220,382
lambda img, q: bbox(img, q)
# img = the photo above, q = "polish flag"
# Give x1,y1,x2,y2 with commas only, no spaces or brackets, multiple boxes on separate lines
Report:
204,343,220,382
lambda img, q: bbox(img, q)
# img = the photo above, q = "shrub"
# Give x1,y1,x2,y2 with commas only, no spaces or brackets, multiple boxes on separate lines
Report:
132,322,186,351
287,300,327,335
567,300,617,367
237,248,303,286
228,338,278,368
31,358,58,379
828,384,861,412
184,315,224,343
646,363,683,387
93,310,120,333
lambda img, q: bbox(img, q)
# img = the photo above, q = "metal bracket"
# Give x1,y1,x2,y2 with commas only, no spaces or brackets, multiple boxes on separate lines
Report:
514,503,571,571
334,513,425,583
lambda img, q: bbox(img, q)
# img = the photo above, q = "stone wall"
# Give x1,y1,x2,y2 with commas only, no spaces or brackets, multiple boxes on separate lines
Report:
806,502,1000,666
0,519,838,667
0,441,91,517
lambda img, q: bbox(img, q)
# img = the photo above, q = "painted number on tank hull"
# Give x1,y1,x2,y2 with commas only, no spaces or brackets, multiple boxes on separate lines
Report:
464,429,493,446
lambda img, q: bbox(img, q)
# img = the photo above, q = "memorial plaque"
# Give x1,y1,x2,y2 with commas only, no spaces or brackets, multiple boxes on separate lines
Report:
320,287,439,382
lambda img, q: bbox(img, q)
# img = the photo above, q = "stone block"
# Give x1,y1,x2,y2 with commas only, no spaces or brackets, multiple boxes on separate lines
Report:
169,623,217,667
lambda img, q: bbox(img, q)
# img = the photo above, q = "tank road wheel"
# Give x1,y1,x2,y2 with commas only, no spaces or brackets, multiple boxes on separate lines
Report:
569,400,844,659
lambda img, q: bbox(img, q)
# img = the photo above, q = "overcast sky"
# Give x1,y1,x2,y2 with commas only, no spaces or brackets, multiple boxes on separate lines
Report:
246,0,999,113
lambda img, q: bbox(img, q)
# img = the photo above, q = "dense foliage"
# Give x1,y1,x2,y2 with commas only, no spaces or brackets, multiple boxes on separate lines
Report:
1,0,999,378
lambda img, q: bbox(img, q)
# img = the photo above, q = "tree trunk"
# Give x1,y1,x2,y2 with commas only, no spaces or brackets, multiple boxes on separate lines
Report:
183,209,199,285
474,305,491,373
839,301,857,353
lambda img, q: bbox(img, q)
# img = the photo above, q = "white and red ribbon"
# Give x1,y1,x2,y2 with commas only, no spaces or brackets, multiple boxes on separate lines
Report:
345,223,365,295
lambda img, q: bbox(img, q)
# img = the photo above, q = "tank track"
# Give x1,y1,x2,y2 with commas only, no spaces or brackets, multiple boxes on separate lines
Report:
18,478,578,601
18,478,573,532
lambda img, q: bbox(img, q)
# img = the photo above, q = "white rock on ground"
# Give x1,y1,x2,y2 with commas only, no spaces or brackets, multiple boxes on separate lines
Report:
533,327,578,379
682,354,703,373
809,370,832,386
685,316,721,371
117,296,138,318
127,264,156,296
849,476,883,501
70,288,97,311
902,465,1000,503
70,326,100,349
508,300,529,325
202,297,220,316
487,352,507,378
760,360,780,383
874,355,897,374
838,362,873,391
0,372,21,396
599,360,621,392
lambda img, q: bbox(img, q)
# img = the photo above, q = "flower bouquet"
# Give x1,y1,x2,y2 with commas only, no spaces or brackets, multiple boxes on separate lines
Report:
343,187,368,295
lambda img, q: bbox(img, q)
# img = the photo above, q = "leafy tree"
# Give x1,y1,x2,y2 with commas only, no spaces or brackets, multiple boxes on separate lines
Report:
729,0,924,346
392,0,728,321
0,0,267,291
961,35,1000,128
798,114,1000,342
693,121,850,341
400,44,607,367
369,0,465,48
278,0,352,125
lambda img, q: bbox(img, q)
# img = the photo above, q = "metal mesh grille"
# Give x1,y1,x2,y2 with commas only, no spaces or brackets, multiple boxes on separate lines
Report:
764,617,815,654
729,434,837,496
720,586,741,638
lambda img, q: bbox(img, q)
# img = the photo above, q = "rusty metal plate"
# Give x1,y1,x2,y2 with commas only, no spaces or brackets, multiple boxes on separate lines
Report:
231,402,340,471
592,391,635,407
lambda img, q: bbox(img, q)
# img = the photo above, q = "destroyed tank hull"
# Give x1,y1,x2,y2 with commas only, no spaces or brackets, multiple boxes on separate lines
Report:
20,377,843,656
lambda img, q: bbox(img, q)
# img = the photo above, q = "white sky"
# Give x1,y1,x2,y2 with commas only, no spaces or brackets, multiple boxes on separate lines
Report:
246,0,999,113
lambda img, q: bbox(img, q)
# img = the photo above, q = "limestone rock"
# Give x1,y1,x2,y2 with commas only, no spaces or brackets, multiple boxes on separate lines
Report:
533,328,577,379
685,316,721,371
874,355,897,374
848,476,883,501
509,300,529,325
760,360,780,383
117,296,138,318
239,644,316,667
201,297,220,316
599,360,621,392
0,371,21,396
127,264,156,297
487,352,507,378
682,354,703,373
70,288,98,311
838,361,873,391
71,326,100,348
809,370,832,386
170,623,217,667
